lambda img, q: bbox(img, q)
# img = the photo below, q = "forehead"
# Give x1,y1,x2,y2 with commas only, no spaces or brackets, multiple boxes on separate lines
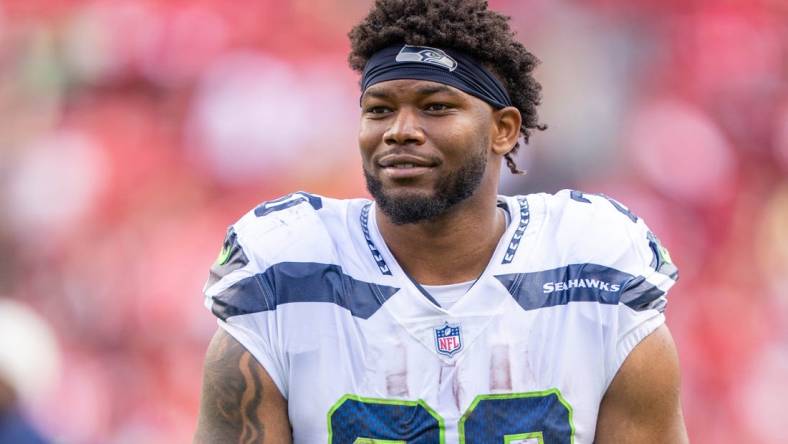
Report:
362,79,473,102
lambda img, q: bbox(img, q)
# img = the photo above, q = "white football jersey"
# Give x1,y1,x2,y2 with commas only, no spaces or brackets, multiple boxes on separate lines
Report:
203,190,678,444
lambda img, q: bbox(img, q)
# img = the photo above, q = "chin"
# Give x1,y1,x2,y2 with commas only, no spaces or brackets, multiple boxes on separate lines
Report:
381,184,436,200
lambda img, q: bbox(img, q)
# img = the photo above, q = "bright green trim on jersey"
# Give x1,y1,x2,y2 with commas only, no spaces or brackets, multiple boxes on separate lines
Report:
457,389,575,444
504,431,544,444
658,244,673,265
354,439,406,444
326,394,446,444
215,244,231,266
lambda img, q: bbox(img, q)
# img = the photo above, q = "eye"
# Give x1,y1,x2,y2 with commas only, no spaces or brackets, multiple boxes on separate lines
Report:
365,106,392,115
425,103,451,112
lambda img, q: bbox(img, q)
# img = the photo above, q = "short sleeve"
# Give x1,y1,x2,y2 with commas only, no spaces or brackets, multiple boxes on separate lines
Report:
553,190,679,384
203,224,289,397
601,194,679,381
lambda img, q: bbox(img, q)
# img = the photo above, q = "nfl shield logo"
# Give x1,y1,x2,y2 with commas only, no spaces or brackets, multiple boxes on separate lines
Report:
434,323,462,357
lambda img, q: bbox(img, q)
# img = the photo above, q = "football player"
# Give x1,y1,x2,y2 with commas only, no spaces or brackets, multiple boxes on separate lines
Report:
194,1,689,443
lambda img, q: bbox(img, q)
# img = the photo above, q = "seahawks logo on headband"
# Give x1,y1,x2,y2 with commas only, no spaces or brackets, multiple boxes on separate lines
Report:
395,45,458,72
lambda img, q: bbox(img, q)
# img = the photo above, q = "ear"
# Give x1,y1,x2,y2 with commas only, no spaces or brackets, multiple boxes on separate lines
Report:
490,107,522,156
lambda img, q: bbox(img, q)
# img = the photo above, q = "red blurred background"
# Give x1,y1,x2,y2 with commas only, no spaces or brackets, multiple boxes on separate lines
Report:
0,0,786,442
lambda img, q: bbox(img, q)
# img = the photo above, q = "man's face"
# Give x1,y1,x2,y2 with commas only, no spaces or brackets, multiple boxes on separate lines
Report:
359,79,496,224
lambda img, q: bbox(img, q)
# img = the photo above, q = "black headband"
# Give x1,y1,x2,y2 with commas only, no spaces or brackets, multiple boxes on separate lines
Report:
360,44,513,109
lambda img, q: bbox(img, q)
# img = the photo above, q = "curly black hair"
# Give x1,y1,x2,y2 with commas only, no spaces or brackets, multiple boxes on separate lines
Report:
348,0,546,174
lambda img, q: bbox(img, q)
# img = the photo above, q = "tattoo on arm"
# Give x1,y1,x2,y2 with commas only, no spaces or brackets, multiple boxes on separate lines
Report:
195,330,266,444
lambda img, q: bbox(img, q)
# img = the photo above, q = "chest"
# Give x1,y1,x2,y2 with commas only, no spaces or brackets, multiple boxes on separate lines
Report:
276,296,614,444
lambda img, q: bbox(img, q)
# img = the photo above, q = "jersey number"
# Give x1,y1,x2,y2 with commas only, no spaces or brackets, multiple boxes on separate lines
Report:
327,390,574,444
254,192,322,217
570,190,638,223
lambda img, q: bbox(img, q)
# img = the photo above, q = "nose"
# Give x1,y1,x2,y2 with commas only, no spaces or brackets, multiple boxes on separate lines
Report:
383,108,425,146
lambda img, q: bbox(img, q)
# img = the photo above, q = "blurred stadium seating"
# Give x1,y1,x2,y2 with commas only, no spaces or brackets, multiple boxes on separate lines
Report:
0,0,785,442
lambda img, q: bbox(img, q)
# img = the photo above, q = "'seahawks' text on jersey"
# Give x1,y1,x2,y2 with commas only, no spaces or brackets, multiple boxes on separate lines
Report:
203,190,678,444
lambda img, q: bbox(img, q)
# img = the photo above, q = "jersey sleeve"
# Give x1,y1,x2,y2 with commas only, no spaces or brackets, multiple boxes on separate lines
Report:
597,193,678,382
203,220,289,398
550,190,679,385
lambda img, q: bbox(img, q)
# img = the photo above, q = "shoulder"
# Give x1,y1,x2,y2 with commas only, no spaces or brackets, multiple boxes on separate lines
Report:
538,189,641,245
501,190,678,313
230,192,368,267
234,192,363,241
527,189,671,276
204,192,378,320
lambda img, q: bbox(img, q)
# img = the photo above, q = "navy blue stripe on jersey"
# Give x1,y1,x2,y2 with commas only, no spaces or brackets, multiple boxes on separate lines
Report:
495,263,667,312
211,262,400,321
360,203,392,275
501,197,530,264
211,274,267,320
619,275,668,311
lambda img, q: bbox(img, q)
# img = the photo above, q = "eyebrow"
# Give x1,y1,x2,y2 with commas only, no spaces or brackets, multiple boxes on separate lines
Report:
414,84,458,96
361,83,461,102
361,89,391,101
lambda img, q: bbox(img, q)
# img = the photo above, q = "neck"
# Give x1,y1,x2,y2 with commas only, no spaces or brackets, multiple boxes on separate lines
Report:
375,182,506,285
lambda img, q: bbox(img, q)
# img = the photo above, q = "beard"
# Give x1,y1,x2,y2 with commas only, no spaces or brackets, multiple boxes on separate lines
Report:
364,148,488,225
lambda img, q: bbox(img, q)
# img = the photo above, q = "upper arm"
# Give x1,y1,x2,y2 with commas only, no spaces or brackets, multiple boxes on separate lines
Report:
194,328,292,444
595,324,688,443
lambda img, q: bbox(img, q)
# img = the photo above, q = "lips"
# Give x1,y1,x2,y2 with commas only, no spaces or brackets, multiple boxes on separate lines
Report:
375,152,439,180
377,153,439,169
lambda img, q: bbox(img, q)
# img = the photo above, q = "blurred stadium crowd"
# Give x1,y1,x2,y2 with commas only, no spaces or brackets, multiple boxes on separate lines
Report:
0,0,785,442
